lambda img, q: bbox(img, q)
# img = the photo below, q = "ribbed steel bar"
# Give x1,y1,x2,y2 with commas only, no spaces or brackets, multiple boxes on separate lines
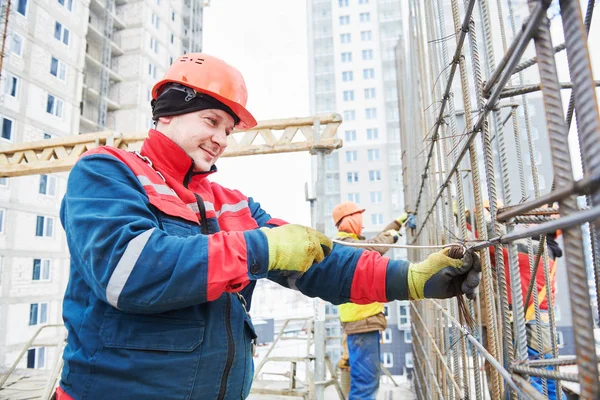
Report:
412,1,546,241
526,0,599,396
412,315,445,399
521,356,578,367
513,43,566,75
496,81,600,98
496,173,600,222
511,365,580,382
412,0,478,216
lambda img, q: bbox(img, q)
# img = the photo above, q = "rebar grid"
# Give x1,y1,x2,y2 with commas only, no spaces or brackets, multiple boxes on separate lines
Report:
396,0,600,398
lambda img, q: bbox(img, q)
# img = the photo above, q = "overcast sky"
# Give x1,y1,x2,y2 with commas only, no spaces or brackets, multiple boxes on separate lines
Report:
203,0,314,226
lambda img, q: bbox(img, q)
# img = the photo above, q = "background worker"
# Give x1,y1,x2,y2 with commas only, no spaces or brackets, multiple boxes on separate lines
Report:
332,202,407,399
57,53,481,400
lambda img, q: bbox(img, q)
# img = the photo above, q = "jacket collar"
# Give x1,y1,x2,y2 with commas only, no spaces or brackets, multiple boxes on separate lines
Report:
335,231,364,240
141,129,217,185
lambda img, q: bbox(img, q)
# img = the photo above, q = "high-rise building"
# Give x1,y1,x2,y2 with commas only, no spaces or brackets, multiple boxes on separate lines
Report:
307,0,409,374
0,0,204,370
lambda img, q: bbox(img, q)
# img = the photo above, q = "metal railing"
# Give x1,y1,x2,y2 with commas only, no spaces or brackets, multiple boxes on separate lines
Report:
397,0,599,398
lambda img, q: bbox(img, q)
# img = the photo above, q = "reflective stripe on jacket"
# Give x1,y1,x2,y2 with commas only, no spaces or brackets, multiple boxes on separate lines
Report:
59,129,411,399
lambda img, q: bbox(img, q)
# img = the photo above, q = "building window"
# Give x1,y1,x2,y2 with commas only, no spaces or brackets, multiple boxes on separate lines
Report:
36,216,54,238
404,330,413,343
367,128,379,140
339,0,349,6
364,87,376,99
340,33,351,44
32,259,51,281
383,304,389,316
343,90,354,101
557,331,564,346
341,52,352,63
43,133,53,139
151,13,160,29
0,177,7,187
1,117,13,141
345,150,357,163
362,49,373,60
369,170,381,181
0,208,4,233
359,12,370,22
344,110,355,121
170,33,174,44
17,0,28,15
344,130,356,141
363,68,375,79
347,172,359,183
367,149,380,161
342,71,353,81
405,353,414,368
371,213,383,224
54,22,70,45
27,347,46,369
365,107,377,119
148,63,157,79
171,11,175,21
50,57,67,81
29,303,48,326
370,191,382,203
359,0,369,3
150,37,158,53
4,74,19,97
46,94,63,117
11,33,23,56
348,192,360,203
361,30,372,41
398,302,410,328
339,15,350,25
382,328,392,343
57,0,73,11
381,352,393,367
39,175,56,196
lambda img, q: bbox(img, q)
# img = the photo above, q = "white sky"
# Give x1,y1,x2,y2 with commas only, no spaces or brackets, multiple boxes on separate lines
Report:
203,0,314,226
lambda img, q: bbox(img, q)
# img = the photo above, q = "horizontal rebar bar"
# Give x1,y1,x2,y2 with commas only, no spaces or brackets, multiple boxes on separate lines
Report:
496,172,600,222
513,43,567,74
519,356,579,367
496,80,600,99
511,365,580,382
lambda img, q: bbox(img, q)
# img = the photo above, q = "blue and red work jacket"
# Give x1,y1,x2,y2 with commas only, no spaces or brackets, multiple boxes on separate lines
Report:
58,129,410,399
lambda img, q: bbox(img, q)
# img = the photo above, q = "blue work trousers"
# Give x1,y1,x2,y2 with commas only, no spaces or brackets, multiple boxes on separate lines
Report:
527,347,566,400
347,331,381,400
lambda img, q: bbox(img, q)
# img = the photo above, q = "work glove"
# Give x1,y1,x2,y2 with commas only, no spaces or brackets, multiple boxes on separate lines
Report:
260,224,333,273
396,212,409,225
407,246,481,300
407,214,417,230
386,229,400,242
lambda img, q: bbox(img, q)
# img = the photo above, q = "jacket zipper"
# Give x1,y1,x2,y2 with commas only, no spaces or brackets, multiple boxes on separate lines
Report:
194,193,209,234
217,294,235,400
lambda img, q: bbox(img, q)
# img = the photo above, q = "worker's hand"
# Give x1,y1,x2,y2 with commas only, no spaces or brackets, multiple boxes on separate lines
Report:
260,225,333,273
407,246,481,300
386,229,400,243
396,212,409,225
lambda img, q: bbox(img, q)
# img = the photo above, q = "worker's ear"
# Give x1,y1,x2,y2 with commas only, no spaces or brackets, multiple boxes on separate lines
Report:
158,116,173,125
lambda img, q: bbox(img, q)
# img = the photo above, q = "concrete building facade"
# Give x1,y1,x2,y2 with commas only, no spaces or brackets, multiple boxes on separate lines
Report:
0,0,204,370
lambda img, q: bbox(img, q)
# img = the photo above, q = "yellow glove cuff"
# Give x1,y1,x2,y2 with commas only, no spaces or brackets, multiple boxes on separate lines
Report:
407,248,463,299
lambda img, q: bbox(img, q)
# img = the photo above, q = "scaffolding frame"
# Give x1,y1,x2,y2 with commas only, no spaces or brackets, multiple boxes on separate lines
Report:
398,0,600,398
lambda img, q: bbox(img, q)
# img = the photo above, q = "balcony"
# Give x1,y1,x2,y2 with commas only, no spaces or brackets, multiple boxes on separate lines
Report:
89,0,127,30
85,54,123,83
87,23,124,56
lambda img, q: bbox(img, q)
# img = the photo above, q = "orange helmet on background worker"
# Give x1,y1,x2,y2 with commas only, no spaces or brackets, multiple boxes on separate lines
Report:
151,53,257,129
332,201,365,226
333,201,365,236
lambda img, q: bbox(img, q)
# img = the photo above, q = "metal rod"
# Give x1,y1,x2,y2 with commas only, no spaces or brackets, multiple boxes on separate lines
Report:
511,365,580,382
496,80,600,99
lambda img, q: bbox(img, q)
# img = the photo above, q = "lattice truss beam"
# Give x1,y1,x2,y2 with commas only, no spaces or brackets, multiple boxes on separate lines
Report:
0,115,342,177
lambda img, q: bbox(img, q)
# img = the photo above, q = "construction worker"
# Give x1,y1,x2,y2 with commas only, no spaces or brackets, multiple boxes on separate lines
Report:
467,200,564,400
56,53,481,400
333,202,408,399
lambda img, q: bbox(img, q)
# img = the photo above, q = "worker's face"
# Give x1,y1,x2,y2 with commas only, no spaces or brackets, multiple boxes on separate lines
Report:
158,109,235,172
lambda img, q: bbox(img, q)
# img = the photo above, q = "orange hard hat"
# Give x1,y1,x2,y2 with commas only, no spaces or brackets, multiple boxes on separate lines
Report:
332,202,365,226
152,53,257,129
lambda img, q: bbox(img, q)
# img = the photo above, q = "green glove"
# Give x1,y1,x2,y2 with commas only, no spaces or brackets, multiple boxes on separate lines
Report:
407,246,481,300
396,212,409,225
260,224,333,273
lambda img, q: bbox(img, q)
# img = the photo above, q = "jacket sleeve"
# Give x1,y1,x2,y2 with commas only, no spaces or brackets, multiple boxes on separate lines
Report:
267,244,410,305
337,231,398,256
61,154,270,314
